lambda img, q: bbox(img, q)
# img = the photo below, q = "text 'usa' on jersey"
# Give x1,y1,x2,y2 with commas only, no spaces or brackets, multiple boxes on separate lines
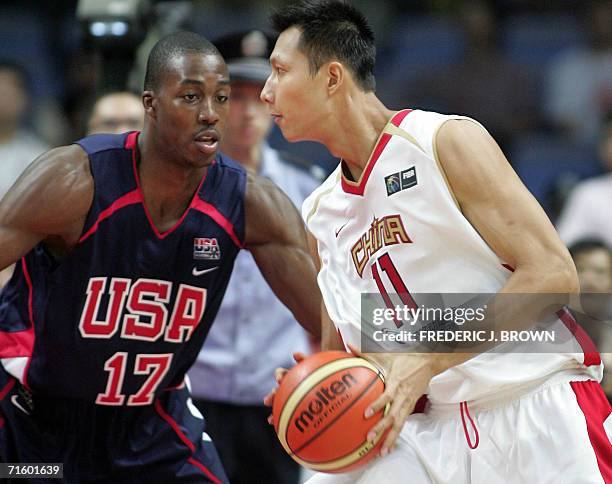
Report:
0,132,247,405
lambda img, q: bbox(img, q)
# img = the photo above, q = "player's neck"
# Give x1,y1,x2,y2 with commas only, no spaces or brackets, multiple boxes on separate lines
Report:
327,93,394,181
137,132,207,229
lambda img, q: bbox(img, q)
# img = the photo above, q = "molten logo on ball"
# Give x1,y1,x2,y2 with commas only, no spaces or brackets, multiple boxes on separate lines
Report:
294,372,356,432
273,351,388,473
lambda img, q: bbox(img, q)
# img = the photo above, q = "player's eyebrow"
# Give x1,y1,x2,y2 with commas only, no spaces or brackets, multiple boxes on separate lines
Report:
269,55,286,66
180,79,204,85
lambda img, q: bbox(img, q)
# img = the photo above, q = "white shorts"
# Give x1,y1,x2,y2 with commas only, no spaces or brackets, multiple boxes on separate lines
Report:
306,373,612,484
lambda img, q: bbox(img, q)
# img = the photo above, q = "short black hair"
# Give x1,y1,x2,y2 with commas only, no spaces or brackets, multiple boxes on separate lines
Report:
569,238,611,259
144,31,221,91
271,0,376,92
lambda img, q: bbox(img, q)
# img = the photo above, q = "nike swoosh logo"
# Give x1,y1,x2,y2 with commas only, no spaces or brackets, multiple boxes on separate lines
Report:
335,221,349,238
11,395,30,415
192,266,218,276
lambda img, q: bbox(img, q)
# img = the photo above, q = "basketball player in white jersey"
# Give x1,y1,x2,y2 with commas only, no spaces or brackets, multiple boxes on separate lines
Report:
261,1,612,482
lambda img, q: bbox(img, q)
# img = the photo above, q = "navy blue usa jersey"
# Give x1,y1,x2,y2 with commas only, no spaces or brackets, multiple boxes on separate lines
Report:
0,131,246,405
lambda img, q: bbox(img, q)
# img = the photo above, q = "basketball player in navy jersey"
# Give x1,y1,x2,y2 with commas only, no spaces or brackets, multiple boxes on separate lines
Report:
262,1,612,483
0,31,321,483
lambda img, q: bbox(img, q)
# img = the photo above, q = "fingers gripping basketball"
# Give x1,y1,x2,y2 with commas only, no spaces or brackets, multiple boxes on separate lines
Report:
272,351,389,473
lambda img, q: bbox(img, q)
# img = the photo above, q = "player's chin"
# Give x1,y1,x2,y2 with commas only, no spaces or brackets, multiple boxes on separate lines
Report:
278,126,303,143
189,150,216,168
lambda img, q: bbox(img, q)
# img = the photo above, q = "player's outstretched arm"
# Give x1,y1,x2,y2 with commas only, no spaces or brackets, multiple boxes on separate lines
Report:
0,145,93,271
244,172,322,339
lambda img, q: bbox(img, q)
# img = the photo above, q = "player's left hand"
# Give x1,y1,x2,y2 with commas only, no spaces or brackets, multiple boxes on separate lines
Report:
349,345,439,457
263,352,306,425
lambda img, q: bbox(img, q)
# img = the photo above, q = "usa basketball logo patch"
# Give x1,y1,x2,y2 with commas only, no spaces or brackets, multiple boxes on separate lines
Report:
193,238,221,260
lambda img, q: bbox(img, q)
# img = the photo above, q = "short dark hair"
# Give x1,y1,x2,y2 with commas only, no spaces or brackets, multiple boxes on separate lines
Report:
271,0,376,92
569,238,611,259
144,31,221,91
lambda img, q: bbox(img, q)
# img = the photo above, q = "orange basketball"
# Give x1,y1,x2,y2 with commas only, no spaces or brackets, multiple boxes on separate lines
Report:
272,351,388,473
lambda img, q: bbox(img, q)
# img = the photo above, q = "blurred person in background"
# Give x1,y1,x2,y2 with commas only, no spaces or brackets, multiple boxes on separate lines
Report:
188,30,320,484
544,0,612,143
557,113,612,247
0,61,49,200
0,61,50,288
570,239,612,294
569,239,612,402
87,91,144,135
408,0,537,150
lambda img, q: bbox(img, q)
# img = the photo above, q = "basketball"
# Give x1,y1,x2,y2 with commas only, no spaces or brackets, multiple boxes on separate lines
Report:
272,351,388,473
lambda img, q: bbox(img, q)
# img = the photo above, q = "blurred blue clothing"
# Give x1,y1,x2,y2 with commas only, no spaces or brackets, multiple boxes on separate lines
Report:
188,143,320,404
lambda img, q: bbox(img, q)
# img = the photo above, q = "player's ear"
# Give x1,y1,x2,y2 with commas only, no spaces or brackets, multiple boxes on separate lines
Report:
327,61,344,95
142,91,156,118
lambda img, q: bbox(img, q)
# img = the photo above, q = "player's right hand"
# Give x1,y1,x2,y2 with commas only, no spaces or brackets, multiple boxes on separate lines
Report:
263,352,306,424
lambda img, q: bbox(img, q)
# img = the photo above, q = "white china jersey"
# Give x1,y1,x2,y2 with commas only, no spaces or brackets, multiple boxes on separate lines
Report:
303,109,602,405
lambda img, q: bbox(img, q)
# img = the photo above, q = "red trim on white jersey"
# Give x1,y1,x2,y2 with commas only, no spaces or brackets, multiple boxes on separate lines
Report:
341,109,413,196
558,308,601,367
498,265,600,368
570,380,612,482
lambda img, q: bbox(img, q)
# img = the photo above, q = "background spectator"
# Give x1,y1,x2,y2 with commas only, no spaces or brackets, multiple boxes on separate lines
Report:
544,0,612,143
0,62,50,200
569,239,612,402
556,113,612,247
87,91,144,135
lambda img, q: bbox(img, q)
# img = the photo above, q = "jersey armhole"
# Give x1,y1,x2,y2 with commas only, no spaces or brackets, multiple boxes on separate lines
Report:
431,117,486,212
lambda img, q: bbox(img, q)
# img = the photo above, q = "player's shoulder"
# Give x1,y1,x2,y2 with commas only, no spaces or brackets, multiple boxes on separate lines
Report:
212,152,246,177
75,131,134,156
396,109,484,158
0,143,93,238
31,144,90,178
399,108,471,132
211,152,249,196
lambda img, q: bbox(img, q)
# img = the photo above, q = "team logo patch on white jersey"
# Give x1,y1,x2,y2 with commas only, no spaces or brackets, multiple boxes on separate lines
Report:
385,167,417,196
193,237,221,260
